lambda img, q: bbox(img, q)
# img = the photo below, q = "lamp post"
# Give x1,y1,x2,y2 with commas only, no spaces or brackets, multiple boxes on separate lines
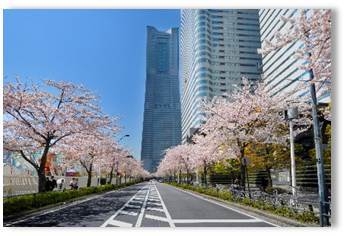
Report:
114,134,129,184
287,106,298,198
118,134,130,143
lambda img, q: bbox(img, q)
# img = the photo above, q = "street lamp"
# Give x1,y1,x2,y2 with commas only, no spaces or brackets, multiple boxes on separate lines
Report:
287,106,298,198
118,134,130,143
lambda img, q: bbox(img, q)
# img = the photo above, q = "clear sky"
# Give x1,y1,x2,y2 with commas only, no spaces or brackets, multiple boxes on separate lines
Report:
4,9,180,160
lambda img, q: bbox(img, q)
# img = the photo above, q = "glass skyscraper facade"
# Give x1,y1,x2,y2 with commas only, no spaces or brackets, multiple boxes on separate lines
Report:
259,9,330,102
141,26,181,173
259,9,309,98
180,9,262,142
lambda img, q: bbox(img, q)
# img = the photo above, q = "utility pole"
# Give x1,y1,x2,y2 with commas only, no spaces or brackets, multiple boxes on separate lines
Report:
287,106,298,197
309,74,329,226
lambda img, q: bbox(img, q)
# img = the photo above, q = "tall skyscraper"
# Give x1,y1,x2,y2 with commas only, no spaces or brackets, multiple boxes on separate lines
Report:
141,26,181,173
258,9,330,102
180,9,262,142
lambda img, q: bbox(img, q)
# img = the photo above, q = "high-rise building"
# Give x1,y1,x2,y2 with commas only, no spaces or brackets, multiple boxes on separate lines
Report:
258,9,330,102
180,9,262,142
141,26,181,173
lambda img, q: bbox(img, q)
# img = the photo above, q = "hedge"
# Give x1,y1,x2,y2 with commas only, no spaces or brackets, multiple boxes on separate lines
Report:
169,182,319,225
4,181,140,217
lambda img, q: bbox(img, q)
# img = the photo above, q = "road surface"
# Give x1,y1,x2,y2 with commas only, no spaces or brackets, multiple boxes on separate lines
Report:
5,181,277,227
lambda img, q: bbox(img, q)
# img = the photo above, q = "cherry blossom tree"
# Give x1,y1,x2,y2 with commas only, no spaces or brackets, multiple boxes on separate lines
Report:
57,127,119,187
200,79,311,188
259,10,331,95
157,144,195,184
259,10,332,224
190,132,227,186
118,157,147,183
102,147,129,184
3,79,117,192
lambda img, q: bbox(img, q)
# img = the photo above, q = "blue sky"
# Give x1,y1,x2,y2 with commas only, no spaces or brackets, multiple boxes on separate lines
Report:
4,9,180,160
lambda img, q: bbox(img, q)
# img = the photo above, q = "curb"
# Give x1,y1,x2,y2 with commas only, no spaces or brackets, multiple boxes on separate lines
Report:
3,182,143,225
167,184,319,227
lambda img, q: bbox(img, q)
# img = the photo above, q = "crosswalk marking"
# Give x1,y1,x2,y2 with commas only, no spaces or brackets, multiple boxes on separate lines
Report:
148,202,162,207
145,214,169,222
135,185,151,227
125,204,141,209
119,210,138,216
146,207,165,212
107,219,133,227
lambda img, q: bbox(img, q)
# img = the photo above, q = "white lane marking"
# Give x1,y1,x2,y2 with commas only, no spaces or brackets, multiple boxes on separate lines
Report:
169,185,279,227
132,199,143,202
154,183,175,228
145,214,169,222
148,202,162,207
119,210,138,216
173,219,262,223
107,219,132,227
125,204,141,209
100,185,146,227
148,197,160,200
135,185,151,227
146,207,165,213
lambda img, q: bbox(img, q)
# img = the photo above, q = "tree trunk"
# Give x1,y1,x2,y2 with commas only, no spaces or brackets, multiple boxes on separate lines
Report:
239,144,246,190
178,170,182,184
264,146,273,188
87,163,93,187
266,166,273,188
37,142,51,192
38,169,47,192
203,161,208,186
186,169,190,184
108,165,114,184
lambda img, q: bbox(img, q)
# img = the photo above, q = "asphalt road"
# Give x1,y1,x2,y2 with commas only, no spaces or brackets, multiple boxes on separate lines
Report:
5,181,277,227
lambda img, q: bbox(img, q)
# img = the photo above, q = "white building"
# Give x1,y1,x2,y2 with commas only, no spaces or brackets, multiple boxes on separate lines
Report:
259,9,330,103
180,9,262,142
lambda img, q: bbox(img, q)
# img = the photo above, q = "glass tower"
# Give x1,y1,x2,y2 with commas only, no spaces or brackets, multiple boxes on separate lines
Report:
141,26,181,173
258,9,330,102
180,9,262,142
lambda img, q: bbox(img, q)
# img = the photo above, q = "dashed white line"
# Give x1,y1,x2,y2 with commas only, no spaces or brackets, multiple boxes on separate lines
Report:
145,214,169,222
146,207,165,213
119,210,138,216
100,185,146,227
107,219,132,227
135,186,150,227
125,204,141,209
